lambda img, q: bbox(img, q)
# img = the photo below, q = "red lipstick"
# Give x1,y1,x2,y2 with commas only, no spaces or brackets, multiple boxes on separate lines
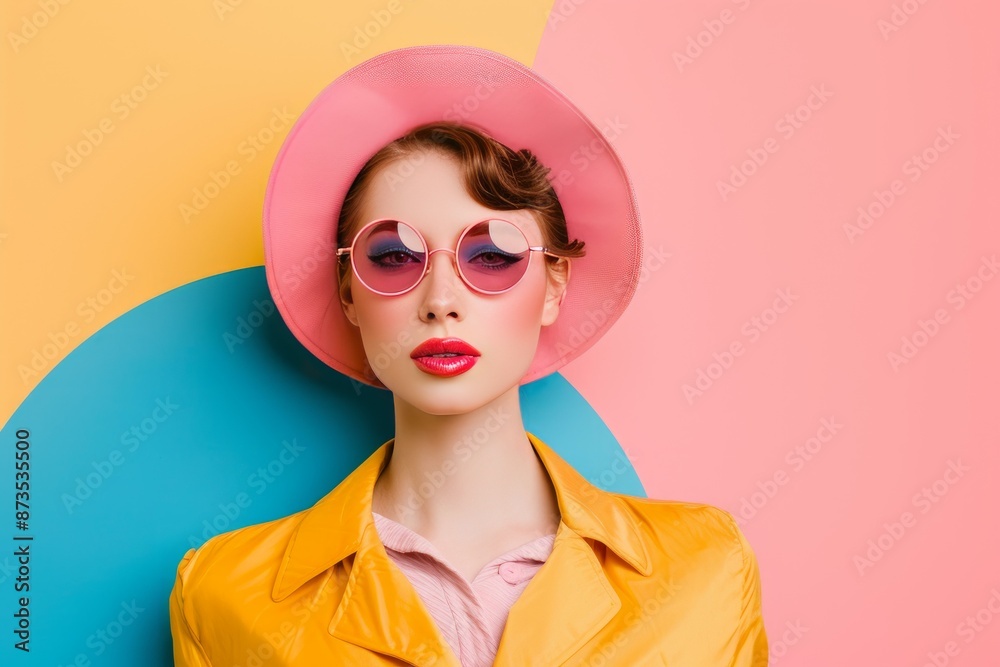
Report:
410,337,481,377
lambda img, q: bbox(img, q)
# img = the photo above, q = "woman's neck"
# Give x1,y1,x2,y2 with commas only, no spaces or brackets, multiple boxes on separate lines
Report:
371,384,561,543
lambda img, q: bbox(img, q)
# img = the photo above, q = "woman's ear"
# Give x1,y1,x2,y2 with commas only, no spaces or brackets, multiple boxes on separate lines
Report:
340,278,360,328
540,258,571,326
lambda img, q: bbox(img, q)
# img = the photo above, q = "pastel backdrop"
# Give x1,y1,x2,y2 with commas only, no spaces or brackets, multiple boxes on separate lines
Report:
1,1,998,665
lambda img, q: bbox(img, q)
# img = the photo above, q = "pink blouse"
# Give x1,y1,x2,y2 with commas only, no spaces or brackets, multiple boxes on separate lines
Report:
372,511,557,667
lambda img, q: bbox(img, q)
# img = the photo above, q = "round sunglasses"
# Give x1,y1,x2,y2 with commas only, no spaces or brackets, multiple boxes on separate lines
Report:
336,218,568,296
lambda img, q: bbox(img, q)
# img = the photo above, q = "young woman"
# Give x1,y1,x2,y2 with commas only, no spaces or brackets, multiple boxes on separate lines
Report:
169,46,768,666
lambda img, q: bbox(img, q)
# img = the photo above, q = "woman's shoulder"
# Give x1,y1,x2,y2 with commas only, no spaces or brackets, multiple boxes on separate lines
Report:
168,500,362,663
606,491,756,566
593,495,769,664
618,493,740,529
172,507,310,598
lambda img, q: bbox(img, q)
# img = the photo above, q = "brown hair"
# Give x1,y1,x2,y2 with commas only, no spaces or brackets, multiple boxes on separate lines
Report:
336,122,585,303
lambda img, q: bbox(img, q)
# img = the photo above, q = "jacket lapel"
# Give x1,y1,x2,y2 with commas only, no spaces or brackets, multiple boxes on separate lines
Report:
330,520,463,667
492,523,622,666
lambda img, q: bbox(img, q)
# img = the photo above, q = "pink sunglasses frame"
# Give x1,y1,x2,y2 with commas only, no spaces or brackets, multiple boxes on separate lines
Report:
336,218,569,296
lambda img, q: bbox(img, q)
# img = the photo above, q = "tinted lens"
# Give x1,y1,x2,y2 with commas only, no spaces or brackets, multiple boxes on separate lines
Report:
458,219,530,293
354,220,426,294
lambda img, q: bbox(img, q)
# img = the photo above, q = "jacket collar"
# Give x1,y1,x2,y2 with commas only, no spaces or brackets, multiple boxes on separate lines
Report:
272,430,652,602
271,431,654,666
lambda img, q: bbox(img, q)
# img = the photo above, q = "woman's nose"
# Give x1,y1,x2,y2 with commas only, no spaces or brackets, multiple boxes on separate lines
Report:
419,250,465,321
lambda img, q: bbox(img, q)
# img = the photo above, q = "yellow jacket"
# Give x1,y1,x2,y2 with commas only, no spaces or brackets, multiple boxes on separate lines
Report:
169,431,768,666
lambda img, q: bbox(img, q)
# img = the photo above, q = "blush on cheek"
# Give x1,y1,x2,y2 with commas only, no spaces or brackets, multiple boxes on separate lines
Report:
495,282,548,331
355,303,407,368
491,288,549,371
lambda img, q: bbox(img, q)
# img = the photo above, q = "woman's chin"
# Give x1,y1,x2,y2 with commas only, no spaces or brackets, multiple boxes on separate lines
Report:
386,369,522,417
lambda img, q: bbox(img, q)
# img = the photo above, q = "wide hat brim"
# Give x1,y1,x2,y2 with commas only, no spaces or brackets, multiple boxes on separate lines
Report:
263,45,642,389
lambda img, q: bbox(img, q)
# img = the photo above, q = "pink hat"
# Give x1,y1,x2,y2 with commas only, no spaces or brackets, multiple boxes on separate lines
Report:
262,45,642,389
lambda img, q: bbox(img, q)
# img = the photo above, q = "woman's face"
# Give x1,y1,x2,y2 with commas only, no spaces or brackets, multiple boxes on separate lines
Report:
340,150,568,415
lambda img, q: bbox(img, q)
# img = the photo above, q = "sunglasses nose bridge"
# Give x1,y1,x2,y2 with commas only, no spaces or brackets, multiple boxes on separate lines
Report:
422,247,464,286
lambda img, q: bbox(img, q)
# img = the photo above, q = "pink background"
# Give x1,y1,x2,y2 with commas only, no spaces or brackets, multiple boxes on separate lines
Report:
538,1,1000,664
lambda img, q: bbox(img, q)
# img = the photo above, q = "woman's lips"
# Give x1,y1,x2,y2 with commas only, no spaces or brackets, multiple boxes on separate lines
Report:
410,337,480,377
411,355,478,377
